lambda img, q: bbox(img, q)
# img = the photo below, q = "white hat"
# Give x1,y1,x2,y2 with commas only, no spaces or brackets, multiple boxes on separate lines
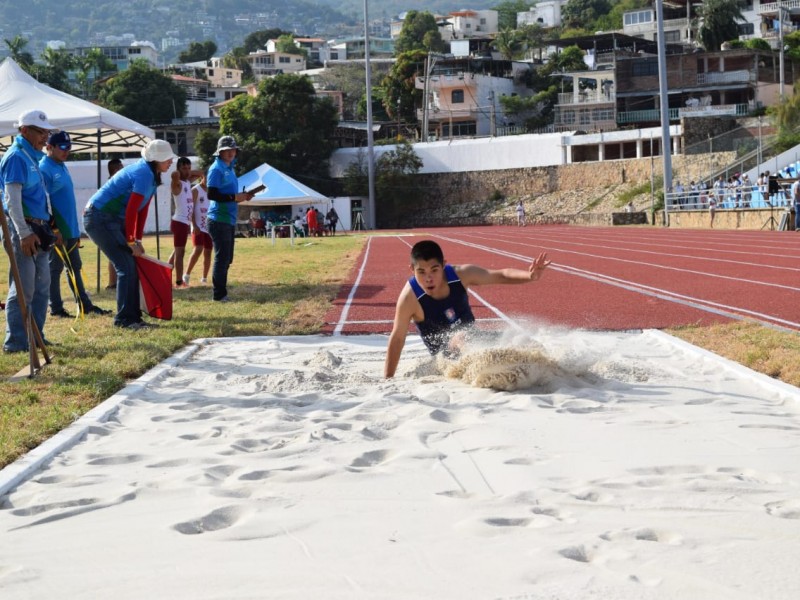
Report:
141,139,176,163
15,109,55,130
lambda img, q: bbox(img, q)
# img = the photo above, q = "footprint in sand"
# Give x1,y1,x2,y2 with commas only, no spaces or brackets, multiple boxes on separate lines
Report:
765,499,800,519
600,527,683,545
348,449,393,470
173,505,247,535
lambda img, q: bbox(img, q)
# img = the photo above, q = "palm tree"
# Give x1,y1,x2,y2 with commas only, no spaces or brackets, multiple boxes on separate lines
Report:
76,48,116,99
698,0,745,51
4,35,34,69
493,28,524,61
36,47,76,92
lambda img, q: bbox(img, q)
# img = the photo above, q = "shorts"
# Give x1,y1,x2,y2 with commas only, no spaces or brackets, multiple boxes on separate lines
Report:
192,230,213,249
171,220,190,247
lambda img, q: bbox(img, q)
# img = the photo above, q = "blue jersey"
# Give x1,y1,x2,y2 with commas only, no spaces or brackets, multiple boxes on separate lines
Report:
87,159,156,217
39,156,79,238
207,157,239,225
409,264,476,355
0,134,49,221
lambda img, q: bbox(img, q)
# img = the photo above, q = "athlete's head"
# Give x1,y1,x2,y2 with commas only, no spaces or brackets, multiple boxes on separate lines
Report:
410,240,444,267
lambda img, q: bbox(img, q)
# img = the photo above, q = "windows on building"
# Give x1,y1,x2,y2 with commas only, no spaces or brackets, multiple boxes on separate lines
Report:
452,89,465,103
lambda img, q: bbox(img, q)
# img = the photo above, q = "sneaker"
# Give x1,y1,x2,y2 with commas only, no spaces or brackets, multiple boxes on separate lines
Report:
50,308,71,318
200,277,207,284
182,273,191,286
88,305,112,316
213,296,230,303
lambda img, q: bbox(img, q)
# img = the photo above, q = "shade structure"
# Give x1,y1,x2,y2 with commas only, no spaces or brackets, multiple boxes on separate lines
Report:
135,255,173,320
237,163,328,206
0,57,153,153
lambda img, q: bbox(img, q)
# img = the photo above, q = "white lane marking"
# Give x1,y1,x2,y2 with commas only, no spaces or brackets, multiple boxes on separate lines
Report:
333,235,373,335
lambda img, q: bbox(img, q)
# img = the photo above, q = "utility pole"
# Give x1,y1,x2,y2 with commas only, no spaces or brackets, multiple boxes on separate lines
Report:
656,0,673,225
489,90,496,137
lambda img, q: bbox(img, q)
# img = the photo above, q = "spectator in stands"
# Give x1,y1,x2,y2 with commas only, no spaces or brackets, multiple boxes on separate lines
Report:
792,177,800,231
741,174,752,208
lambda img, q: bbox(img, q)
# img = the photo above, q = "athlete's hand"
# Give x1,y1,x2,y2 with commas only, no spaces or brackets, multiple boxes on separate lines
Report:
529,252,551,281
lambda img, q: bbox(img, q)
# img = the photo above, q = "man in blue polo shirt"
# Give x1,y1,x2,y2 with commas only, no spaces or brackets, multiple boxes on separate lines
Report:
0,109,55,353
206,135,255,302
40,131,111,318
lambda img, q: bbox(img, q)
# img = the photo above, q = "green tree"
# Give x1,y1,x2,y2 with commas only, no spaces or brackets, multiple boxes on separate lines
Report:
75,48,117,100
222,47,253,82
561,0,612,30
4,35,34,70
34,47,75,92
493,28,524,60
97,60,187,125
178,40,217,64
242,28,290,53
493,0,529,30
343,140,423,228
594,0,649,32
317,62,387,120
275,34,306,57
395,11,445,54
214,74,339,184
698,0,745,51
382,49,427,128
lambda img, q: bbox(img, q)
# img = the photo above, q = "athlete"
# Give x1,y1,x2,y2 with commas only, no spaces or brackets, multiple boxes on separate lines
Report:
384,240,550,378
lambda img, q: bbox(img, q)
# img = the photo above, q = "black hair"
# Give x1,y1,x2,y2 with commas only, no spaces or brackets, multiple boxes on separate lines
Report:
107,158,123,176
176,156,191,168
410,240,444,265
148,161,164,186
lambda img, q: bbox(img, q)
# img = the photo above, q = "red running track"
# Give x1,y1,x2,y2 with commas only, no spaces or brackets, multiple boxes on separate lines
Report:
322,225,800,336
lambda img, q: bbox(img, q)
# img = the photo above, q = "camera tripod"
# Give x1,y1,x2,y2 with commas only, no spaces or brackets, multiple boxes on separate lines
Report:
761,200,778,230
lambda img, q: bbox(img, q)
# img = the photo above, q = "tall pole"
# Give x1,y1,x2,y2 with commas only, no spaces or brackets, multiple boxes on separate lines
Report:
779,4,786,103
656,0,673,226
363,0,376,229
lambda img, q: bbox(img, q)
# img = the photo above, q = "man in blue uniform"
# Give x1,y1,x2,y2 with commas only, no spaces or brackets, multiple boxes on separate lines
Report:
1,109,55,353
384,240,550,378
40,131,110,318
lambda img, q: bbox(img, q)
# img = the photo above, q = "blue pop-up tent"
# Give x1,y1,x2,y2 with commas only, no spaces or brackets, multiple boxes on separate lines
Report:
237,163,327,206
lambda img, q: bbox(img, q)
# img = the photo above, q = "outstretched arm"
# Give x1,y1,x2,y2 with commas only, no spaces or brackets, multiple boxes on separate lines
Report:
457,252,551,286
384,284,417,378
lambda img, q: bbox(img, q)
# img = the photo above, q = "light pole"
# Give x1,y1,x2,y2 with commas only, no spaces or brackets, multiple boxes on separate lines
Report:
656,0,673,226
363,0,376,229
396,97,401,138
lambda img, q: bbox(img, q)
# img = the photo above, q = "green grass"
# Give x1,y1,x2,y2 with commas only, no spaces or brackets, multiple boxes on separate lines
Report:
0,233,366,467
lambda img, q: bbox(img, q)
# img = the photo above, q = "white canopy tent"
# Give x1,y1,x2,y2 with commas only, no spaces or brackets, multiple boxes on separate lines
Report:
0,57,154,153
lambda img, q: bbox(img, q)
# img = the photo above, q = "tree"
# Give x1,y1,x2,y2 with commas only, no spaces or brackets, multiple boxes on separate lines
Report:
34,47,75,92
242,28,290,53
698,0,745,51
561,0,613,31
97,60,187,125
178,40,217,64
4,35,34,70
214,74,339,185
275,34,307,59
382,49,427,128
75,48,117,100
395,11,445,54
493,0,530,30
493,28,524,61
343,140,423,228
317,62,388,120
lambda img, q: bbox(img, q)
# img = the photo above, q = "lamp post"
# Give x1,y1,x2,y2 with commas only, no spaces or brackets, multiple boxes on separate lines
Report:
396,97,401,138
656,0,673,226
363,0,376,229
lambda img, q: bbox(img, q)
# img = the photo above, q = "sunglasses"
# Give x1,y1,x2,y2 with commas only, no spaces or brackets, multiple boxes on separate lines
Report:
55,144,71,151
27,126,48,135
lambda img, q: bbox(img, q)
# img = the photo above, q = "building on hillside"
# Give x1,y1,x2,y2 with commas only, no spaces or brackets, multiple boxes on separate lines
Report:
437,10,499,41
293,38,326,66
517,0,568,28
415,54,532,139
177,58,243,87
548,33,789,136
170,74,211,118
67,42,159,72
151,117,220,157
322,38,394,62
244,49,307,79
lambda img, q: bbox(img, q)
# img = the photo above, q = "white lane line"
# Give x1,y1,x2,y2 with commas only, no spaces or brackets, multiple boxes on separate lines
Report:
333,235,373,335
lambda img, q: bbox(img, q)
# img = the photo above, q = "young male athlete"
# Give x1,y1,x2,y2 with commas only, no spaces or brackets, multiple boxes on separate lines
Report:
384,240,550,378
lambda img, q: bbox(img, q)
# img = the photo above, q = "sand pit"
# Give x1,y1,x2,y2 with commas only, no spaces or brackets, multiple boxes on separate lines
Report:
1,329,799,599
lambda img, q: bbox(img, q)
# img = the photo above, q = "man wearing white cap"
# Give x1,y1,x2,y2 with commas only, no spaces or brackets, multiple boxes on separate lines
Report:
83,139,175,329
0,109,56,353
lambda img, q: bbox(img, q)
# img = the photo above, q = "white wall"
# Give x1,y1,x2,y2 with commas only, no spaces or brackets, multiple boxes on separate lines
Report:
329,133,567,177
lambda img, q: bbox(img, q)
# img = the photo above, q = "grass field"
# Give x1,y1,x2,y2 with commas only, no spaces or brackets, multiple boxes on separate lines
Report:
1,231,798,470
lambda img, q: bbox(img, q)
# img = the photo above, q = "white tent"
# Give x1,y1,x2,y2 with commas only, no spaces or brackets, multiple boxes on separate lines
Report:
0,57,154,154
237,162,328,206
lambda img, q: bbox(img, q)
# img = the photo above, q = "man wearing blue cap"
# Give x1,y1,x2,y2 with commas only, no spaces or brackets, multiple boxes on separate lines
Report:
0,109,55,352
40,131,111,318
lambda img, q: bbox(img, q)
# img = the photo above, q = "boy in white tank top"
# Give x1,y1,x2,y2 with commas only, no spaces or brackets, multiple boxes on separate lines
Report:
183,175,213,285
168,157,203,287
